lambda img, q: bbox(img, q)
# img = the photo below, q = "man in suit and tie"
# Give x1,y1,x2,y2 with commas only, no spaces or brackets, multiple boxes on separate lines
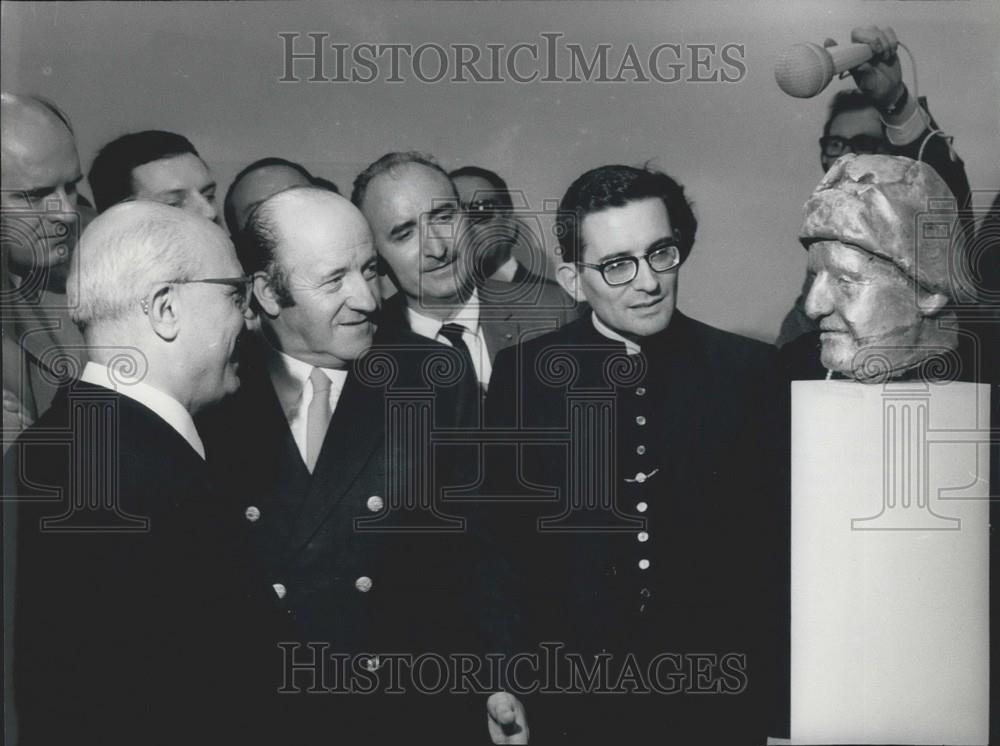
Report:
351,152,576,411
7,201,289,744
486,164,786,744
201,185,516,742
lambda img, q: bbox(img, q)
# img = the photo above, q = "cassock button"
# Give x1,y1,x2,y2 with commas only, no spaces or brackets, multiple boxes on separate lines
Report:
355,576,373,593
636,502,648,513
635,415,647,426
634,472,647,484
637,531,649,543
638,559,651,570
636,445,646,455
366,495,385,512
636,387,646,396
272,583,287,599
245,506,261,522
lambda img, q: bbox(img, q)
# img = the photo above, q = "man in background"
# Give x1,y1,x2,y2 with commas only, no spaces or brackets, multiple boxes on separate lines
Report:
451,165,556,287
88,129,219,222
223,155,340,238
353,152,575,419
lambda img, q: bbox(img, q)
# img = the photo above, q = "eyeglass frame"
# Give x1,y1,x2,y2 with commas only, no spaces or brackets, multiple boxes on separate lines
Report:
575,241,682,287
818,134,889,159
140,276,254,315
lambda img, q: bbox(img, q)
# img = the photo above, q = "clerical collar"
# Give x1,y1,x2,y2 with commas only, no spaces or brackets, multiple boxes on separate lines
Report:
79,361,206,459
407,289,482,338
591,313,642,356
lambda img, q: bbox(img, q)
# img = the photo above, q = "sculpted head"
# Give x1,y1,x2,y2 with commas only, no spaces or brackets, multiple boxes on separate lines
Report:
800,154,963,381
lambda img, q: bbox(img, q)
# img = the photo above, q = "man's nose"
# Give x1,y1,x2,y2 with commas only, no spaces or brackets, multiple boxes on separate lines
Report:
189,192,218,224
346,272,379,313
631,258,660,293
803,273,833,320
424,221,455,260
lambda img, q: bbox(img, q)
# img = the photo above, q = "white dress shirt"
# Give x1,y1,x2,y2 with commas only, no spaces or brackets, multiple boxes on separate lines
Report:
79,361,206,459
265,345,348,466
406,290,493,388
592,313,642,356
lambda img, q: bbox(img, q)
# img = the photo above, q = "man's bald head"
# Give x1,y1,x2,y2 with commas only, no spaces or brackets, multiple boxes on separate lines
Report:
1,93,84,288
238,186,369,305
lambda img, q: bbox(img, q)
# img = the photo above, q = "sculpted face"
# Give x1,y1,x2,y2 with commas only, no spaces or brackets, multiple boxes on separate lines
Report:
227,164,311,234
560,197,678,341
131,153,218,223
261,192,380,368
360,163,473,317
1,102,83,290
804,240,937,378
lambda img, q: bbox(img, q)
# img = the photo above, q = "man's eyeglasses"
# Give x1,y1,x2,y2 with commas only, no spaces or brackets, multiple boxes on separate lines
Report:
140,276,254,314
461,199,510,223
577,243,681,287
818,134,888,159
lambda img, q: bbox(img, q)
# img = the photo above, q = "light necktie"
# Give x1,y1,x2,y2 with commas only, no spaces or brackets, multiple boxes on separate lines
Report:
305,367,333,472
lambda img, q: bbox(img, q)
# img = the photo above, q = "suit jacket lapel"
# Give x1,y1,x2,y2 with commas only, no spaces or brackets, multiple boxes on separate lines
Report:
288,368,383,551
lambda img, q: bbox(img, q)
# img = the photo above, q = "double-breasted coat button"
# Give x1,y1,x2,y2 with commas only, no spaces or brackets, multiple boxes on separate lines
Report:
272,583,287,599
636,502,648,513
635,415,646,426
637,531,649,543
355,576,373,593
366,495,384,512
245,506,261,522
638,559,651,570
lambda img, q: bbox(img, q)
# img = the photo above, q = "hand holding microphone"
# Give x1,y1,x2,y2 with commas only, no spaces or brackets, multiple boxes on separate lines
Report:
776,25,907,113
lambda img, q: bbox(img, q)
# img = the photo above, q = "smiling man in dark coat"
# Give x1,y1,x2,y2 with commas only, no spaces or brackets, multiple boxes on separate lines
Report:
7,201,288,745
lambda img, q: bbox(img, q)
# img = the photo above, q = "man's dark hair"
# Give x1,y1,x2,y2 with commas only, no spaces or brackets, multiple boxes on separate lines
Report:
310,175,341,195
351,151,452,209
88,130,201,213
822,89,877,138
223,157,315,236
555,164,697,264
449,165,513,210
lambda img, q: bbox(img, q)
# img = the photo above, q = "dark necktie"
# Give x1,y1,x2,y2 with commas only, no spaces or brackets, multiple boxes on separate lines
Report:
438,322,482,427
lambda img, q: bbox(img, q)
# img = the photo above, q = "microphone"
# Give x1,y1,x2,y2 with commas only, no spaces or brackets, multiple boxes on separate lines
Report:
774,42,874,98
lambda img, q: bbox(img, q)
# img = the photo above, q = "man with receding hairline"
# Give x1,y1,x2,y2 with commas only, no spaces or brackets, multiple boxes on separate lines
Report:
201,184,496,742
7,200,289,744
1,92,92,442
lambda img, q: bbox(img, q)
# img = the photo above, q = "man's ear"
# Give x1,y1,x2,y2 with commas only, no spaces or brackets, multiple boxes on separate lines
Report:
918,291,950,317
253,271,282,317
146,283,179,342
556,262,587,303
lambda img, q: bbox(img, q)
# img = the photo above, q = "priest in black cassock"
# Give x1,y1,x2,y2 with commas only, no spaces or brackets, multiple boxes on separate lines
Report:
486,164,787,744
